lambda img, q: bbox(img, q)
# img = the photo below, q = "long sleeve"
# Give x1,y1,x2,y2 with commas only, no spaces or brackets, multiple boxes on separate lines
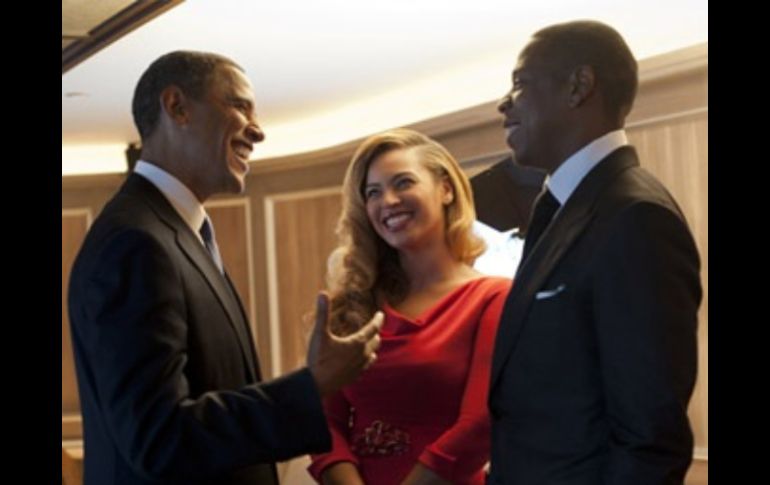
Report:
593,202,700,484
308,390,360,481
70,228,331,483
418,282,509,482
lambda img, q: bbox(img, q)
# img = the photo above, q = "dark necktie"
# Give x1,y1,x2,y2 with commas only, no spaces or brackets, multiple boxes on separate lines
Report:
199,217,224,273
521,189,560,260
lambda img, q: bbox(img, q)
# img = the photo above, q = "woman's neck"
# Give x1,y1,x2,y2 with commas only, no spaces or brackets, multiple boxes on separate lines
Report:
398,245,477,292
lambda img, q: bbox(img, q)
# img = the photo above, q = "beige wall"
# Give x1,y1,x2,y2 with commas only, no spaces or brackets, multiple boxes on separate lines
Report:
626,46,708,456
62,45,708,468
61,210,91,439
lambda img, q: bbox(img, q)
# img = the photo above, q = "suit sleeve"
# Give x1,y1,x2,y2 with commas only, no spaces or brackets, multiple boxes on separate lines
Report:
592,202,701,484
71,229,331,482
307,391,361,481
418,280,510,482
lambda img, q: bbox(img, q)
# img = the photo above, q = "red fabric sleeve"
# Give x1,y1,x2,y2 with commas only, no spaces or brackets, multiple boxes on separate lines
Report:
418,280,510,483
307,390,360,481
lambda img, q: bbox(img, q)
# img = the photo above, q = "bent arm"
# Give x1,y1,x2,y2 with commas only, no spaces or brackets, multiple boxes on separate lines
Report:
70,229,330,482
594,203,701,484
415,282,509,483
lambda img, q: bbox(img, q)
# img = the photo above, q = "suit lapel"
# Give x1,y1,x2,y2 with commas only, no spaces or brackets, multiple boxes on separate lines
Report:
224,271,261,380
490,147,640,391
175,231,258,380
490,202,592,391
125,175,258,381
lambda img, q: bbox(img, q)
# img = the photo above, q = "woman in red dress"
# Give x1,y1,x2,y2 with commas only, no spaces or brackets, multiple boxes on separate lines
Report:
309,129,511,485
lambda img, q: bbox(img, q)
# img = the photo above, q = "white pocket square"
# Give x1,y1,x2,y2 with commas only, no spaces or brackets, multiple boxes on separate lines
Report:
535,283,566,300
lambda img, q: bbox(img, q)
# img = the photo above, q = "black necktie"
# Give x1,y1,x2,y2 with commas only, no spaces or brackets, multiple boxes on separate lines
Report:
199,217,224,273
522,189,560,260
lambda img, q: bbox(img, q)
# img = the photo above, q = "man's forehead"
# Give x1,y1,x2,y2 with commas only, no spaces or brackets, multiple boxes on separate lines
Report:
512,58,532,77
216,64,250,83
514,41,556,75
517,40,542,66
214,65,255,93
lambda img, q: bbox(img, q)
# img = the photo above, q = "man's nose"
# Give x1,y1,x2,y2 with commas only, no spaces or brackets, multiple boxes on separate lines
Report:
497,94,512,114
245,122,265,143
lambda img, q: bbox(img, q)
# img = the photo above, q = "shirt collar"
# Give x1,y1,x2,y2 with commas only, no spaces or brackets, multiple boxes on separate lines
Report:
133,160,206,239
546,129,628,205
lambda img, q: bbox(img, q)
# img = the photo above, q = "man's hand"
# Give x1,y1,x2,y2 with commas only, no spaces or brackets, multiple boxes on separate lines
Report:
307,292,383,397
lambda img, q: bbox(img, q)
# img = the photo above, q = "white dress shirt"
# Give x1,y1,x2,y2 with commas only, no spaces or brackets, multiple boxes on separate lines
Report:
133,160,208,245
546,129,629,207
472,220,523,278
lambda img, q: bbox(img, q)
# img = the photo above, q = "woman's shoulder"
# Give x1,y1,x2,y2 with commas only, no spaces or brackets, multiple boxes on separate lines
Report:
469,275,513,291
458,275,512,302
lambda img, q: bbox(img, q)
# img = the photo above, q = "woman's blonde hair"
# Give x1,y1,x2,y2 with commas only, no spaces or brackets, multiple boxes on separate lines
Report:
327,128,485,335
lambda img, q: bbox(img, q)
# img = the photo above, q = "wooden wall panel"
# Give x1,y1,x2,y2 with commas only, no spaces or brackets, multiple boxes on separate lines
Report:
438,118,508,163
685,459,707,485
627,112,708,452
206,199,256,330
629,70,708,124
266,189,342,375
62,210,91,437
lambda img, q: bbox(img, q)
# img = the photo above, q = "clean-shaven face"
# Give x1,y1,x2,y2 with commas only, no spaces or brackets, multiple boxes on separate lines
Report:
364,148,452,253
186,64,265,199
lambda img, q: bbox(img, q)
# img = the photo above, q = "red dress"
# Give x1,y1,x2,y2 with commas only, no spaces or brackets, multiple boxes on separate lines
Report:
308,276,512,484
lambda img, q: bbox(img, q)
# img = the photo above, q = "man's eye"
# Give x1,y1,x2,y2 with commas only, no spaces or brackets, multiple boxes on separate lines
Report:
233,101,250,114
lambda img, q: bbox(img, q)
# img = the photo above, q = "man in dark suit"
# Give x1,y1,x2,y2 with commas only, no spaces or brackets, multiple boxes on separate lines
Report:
68,51,383,485
488,21,702,484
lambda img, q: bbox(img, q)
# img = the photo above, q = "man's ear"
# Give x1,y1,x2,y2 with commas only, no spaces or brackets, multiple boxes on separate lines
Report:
567,65,596,108
160,85,188,125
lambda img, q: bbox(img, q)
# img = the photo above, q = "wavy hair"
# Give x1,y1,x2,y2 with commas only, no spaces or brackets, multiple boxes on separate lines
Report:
326,128,485,335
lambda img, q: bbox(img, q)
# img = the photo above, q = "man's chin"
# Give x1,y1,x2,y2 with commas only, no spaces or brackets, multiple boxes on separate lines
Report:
509,146,527,166
222,174,246,194
227,164,248,191
505,135,518,152
232,178,246,194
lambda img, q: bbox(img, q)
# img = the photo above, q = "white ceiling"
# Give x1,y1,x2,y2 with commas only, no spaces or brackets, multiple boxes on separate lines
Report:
62,0,708,175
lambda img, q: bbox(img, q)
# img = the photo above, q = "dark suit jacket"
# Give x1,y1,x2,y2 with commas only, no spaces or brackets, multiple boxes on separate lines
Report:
68,174,331,485
487,147,701,485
